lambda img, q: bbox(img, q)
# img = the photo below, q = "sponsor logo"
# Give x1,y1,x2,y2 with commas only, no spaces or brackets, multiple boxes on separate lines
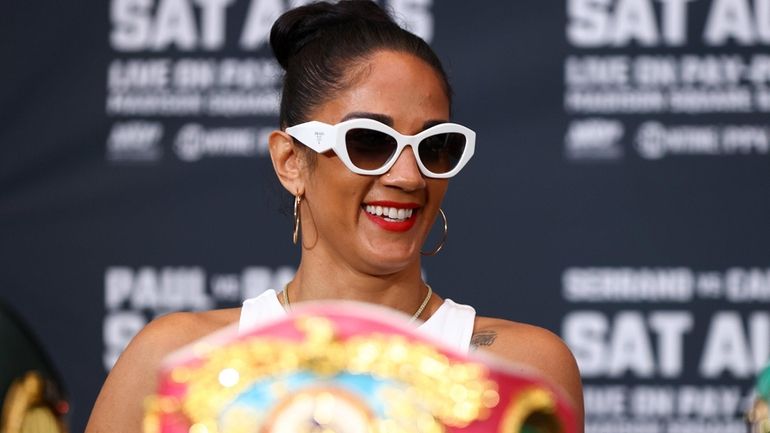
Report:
107,121,163,162
635,122,769,159
636,121,714,159
565,118,624,161
174,123,272,161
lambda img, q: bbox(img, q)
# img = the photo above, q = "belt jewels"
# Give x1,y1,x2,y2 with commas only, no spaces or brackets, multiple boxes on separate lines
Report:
145,302,578,433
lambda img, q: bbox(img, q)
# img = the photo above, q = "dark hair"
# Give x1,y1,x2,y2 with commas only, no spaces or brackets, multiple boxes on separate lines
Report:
270,0,452,130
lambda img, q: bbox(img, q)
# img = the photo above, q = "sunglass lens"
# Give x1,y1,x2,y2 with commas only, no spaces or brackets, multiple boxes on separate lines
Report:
345,129,398,170
418,132,466,174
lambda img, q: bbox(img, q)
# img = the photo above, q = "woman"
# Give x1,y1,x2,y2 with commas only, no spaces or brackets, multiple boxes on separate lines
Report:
86,1,584,432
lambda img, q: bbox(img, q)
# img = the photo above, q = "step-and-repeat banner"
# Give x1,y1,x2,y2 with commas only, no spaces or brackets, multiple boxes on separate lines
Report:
1,1,768,431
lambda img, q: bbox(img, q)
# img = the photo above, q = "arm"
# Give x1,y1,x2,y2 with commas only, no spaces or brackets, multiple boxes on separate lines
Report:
472,320,585,433
85,312,199,433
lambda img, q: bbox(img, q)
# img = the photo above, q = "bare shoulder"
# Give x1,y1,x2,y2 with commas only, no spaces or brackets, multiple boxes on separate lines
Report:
85,308,240,433
472,316,584,429
116,308,241,369
472,317,573,360
143,308,242,349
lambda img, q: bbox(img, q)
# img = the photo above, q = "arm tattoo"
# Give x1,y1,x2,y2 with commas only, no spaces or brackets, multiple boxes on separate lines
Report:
470,330,497,351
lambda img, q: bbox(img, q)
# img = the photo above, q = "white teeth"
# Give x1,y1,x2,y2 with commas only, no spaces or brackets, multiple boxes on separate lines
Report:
364,205,415,221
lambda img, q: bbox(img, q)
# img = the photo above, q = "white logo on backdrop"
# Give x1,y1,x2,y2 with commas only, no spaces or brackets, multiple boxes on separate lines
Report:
636,121,770,159
174,123,273,161
565,118,624,161
107,121,164,162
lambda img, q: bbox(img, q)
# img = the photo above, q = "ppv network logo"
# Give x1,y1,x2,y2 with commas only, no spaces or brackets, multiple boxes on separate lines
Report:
174,123,273,161
107,121,164,162
565,118,624,161
635,121,770,159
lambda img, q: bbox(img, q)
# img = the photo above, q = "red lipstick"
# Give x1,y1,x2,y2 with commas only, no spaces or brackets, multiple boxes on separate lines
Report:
362,201,420,232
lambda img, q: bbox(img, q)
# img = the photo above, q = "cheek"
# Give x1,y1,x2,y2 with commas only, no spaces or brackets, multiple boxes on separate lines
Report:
419,181,449,230
306,158,371,215
426,181,449,205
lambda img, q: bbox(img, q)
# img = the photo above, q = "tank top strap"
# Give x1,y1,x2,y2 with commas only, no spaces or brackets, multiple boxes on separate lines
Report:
417,298,477,353
238,289,285,332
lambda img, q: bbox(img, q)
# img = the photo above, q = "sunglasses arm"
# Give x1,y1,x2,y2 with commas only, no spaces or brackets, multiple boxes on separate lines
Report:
285,121,336,153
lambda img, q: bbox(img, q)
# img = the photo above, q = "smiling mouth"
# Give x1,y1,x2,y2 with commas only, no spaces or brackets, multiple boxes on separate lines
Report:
364,204,415,222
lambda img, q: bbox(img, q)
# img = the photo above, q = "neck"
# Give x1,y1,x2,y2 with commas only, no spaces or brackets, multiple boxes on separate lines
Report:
287,246,430,317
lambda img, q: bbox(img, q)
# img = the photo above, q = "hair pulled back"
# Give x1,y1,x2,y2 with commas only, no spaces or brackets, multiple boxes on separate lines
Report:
270,0,452,129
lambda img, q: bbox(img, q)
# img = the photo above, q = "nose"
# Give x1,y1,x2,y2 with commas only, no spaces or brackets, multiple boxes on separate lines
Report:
381,145,426,191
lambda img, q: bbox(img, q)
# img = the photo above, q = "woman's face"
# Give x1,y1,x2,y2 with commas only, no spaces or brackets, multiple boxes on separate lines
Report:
299,50,451,275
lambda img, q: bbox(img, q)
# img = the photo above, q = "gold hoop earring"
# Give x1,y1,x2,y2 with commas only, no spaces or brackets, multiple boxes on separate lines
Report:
421,208,447,256
293,194,302,245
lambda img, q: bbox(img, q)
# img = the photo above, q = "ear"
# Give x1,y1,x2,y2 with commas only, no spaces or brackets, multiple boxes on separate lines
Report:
268,130,305,196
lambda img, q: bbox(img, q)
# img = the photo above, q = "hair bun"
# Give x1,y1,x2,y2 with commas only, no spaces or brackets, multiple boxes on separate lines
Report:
270,0,394,70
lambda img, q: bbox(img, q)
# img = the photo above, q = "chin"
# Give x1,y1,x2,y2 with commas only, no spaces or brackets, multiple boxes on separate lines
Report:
360,248,418,275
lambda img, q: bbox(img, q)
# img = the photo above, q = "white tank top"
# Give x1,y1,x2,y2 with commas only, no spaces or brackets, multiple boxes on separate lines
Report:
239,289,477,353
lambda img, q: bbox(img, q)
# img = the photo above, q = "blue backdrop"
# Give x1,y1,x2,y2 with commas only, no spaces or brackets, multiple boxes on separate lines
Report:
1,1,769,432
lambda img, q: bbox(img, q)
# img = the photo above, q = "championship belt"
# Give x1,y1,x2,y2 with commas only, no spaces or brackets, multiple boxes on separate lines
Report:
144,302,579,433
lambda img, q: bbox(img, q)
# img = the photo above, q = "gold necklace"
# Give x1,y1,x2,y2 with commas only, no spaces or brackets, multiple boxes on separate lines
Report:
282,283,433,322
